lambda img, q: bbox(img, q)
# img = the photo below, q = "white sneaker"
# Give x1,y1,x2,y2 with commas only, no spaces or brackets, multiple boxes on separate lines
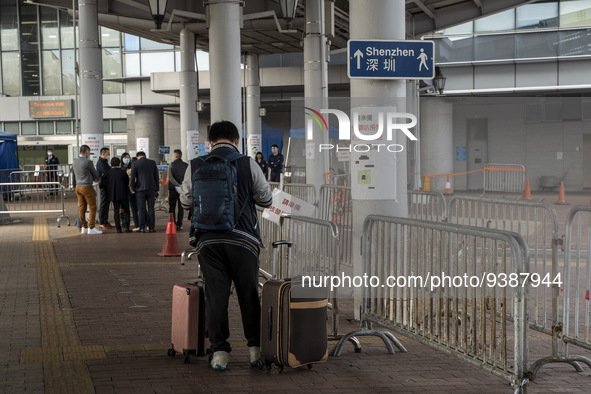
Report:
80,227,88,234
249,346,261,366
87,227,103,235
211,351,229,371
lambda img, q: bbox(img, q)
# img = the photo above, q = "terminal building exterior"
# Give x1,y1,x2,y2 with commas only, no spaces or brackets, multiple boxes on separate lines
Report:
1,0,591,191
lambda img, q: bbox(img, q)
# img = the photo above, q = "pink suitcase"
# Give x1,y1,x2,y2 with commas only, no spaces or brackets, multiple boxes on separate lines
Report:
168,282,207,363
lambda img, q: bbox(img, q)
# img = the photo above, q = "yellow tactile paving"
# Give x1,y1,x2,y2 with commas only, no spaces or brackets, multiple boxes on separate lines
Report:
26,217,95,394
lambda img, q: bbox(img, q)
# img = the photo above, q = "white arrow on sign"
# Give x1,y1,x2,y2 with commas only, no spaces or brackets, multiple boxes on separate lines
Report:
354,49,363,69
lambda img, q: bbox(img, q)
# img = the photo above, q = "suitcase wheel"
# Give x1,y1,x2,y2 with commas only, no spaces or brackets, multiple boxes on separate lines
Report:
183,351,191,364
307,364,313,370
167,348,176,358
265,361,272,371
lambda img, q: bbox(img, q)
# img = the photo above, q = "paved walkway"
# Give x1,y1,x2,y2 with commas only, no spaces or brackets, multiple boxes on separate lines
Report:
1,191,591,393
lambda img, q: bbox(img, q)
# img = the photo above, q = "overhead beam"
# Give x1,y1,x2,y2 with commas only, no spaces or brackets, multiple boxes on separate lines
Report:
412,0,435,20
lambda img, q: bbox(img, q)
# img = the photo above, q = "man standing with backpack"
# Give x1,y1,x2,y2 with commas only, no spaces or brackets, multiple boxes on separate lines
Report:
180,121,272,371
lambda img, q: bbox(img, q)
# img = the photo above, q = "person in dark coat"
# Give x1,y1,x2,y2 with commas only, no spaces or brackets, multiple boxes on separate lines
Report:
45,148,60,184
121,152,139,229
130,151,159,232
167,149,189,231
107,157,131,233
96,147,113,229
254,152,268,180
268,145,284,182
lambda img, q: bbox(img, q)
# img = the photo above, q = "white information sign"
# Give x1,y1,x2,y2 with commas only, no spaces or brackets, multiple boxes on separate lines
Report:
247,134,262,158
350,106,398,200
136,137,150,156
262,188,316,224
186,130,200,160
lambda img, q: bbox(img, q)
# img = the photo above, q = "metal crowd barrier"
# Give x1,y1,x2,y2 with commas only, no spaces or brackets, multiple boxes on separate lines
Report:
318,185,353,267
408,190,447,222
156,168,169,213
9,170,71,193
545,205,591,376
254,207,341,338
268,182,317,205
447,195,571,378
483,163,526,194
333,215,529,390
0,182,70,227
0,168,22,184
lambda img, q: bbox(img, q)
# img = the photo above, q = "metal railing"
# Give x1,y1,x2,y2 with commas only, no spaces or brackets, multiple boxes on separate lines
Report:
156,168,169,213
0,182,69,227
255,207,341,338
268,182,317,205
553,206,591,374
446,195,574,379
318,185,353,267
334,215,529,389
9,169,70,193
408,190,447,222
483,163,526,194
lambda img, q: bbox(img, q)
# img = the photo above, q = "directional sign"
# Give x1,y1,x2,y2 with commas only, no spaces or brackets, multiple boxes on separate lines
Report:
159,145,170,154
348,40,435,80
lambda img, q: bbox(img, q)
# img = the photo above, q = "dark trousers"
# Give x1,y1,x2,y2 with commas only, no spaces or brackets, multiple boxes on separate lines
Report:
112,199,130,230
129,193,139,228
98,186,110,224
197,234,261,353
270,171,281,182
136,190,156,230
168,189,184,227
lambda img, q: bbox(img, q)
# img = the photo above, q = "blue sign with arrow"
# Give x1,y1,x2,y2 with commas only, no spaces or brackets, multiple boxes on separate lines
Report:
348,40,435,80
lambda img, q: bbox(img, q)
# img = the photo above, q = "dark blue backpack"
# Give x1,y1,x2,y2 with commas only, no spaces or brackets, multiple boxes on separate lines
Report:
191,151,244,231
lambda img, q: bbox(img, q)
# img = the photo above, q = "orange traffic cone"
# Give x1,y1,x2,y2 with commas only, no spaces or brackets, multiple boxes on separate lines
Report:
443,176,453,195
554,181,569,205
521,179,532,200
158,213,182,257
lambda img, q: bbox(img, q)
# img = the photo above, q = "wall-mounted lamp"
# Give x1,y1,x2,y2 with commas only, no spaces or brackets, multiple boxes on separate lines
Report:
259,107,267,117
433,67,447,95
148,0,169,30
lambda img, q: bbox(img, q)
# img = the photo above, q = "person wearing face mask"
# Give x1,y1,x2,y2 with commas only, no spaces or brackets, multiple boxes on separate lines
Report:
45,148,60,190
267,144,284,182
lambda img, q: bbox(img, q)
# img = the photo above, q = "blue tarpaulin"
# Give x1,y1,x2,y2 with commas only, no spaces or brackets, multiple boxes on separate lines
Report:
289,124,339,139
0,131,19,183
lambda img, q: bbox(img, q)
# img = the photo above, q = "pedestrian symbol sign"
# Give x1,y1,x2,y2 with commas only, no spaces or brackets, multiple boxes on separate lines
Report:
348,40,435,80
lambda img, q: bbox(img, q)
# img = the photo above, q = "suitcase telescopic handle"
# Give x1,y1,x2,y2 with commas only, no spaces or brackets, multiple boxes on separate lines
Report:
271,240,294,279
272,241,293,248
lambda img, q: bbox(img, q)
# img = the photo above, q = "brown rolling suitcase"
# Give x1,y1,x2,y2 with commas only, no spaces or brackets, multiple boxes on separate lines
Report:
260,241,329,371
168,282,207,363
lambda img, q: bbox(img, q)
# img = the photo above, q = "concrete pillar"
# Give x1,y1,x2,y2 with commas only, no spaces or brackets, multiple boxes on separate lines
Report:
134,108,164,163
208,0,242,148
245,53,261,158
78,0,103,160
407,81,421,190
179,28,199,161
420,98,453,191
304,0,329,191
350,0,408,318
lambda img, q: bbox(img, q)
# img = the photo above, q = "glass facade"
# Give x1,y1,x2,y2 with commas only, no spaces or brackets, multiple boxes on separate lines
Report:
431,0,591,64
0,1,212,98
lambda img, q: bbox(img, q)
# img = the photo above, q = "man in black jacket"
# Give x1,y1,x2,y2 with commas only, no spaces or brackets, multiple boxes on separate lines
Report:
130,151,159,232
107,157,131,233
167,149,189,231
96,147,112,230
180,121,272,371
